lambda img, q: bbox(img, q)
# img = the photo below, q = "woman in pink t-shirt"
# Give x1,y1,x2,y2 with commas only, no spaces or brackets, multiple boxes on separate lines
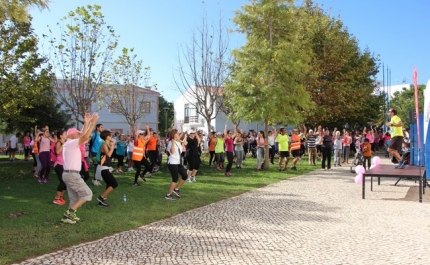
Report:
38,128,56,183
23,132,32,161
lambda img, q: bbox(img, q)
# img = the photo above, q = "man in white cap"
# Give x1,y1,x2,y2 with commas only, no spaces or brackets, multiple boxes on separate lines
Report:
61,112,99,224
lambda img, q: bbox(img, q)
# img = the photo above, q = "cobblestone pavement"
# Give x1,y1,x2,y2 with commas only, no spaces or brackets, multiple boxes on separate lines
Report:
16,158,430,265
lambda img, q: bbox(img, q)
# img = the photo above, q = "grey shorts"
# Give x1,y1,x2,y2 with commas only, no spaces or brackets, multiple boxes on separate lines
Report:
62,172,92,203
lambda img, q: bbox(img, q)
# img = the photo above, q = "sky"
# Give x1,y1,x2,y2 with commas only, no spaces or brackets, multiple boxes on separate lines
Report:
29,0,430,102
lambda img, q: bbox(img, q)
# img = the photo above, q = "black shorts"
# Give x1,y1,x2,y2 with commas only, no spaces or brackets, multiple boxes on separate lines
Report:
390,136,404,152
316,145,322,153
279,151,290,158
291,150,301,158
187,155,201,171
8,148,17,152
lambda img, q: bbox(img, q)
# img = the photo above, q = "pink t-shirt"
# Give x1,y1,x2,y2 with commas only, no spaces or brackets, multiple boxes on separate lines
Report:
54,143,64,167
225,138,234,152
63,139,82,171
39,137,51,152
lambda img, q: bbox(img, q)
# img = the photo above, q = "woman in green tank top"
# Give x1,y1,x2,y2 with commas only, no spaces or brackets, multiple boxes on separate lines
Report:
214,133,225,170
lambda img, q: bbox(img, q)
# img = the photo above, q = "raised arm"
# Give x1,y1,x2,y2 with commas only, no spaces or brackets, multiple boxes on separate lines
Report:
79,113,99,145
223,124,227,138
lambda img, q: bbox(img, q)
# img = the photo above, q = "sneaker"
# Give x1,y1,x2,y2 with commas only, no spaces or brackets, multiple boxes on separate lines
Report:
290,167,297,170
38,177,43,184
173,188,181,198
140,175,147,182
191,176,196,182
43,178,48,183
119,169,123,173
33,174,39,179
60,197,66,204
60,217,76,224
53,198,65,205
186,178,193,183
63,210,80,222
115,169,120,174
397,164,406,169
165,194,176,200
92,179,101,186
133,182,140,186
128,167,133,172
97,196,109,207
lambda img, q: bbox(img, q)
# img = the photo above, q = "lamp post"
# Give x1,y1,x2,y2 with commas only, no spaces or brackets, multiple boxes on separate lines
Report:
163,107,169,137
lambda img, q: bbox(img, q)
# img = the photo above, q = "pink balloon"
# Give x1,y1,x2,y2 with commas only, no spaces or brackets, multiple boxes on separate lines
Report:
372,156,381,166
355,165,365,175
355,174,363,185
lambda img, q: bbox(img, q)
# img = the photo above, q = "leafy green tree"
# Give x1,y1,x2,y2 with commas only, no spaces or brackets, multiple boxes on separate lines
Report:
0,18,54,132
158,95,174,137
298,0,381,127
226,0,313,168
46,5,118,123
390,84,425,129
103,47,153,131
0,0,49,23
2,97,72,134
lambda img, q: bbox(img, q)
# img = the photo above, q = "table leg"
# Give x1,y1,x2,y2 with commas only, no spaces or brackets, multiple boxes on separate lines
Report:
362,174,365,199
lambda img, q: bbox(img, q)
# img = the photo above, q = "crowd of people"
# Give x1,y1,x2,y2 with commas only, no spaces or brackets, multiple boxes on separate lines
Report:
4,108,410,224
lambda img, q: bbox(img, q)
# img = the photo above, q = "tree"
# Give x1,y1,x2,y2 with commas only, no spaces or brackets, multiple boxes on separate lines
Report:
390,84,425,129
0,18,54,132
47,5,118,124
175,15,230,134
0,0,49,23
158,95,174,137
2,97,72,134
298,0,381,127
225,0,313,168
103,47,153,131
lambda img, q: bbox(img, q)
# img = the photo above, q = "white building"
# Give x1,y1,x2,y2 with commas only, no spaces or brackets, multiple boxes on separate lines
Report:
1,83,160,148
55,80,161,135
173,86,269,134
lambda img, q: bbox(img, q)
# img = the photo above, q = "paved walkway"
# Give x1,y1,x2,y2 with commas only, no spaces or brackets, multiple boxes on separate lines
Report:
15,158,430,265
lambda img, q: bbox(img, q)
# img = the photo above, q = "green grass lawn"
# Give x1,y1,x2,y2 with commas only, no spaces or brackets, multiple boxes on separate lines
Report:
0,154,316,264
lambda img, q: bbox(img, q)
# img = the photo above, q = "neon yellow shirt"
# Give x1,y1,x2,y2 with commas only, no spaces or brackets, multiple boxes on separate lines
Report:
276,134,289,151
215,138,225,153
391,115,404,137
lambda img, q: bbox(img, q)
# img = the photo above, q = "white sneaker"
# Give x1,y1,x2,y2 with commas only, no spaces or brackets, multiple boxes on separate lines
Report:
191,176,196,182
128,168,134,172
92,179,101,186
186,178,193,183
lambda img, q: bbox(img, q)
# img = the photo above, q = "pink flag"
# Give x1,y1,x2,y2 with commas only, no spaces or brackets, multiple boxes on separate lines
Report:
413,66,421,149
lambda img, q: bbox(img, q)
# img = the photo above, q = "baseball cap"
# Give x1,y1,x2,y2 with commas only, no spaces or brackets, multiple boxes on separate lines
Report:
309,129,314,133
216,132,222,136
138,130,144,134
67,128,82,137
189,130,196,134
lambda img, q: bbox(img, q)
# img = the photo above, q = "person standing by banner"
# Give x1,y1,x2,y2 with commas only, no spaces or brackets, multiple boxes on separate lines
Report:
386,108,406,169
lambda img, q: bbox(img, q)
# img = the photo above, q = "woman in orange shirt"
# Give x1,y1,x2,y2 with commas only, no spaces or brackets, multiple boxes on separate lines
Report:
208,131,216,166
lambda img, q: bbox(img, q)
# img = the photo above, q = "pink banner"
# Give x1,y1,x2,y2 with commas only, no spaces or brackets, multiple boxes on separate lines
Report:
413,66,421,149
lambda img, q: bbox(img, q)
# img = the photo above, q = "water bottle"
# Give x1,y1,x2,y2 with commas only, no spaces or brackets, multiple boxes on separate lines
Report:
123,193,127,203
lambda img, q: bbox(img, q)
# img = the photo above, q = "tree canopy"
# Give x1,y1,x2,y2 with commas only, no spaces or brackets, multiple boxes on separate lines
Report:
0,18,55,133
47,5,118,123
0,0,49,23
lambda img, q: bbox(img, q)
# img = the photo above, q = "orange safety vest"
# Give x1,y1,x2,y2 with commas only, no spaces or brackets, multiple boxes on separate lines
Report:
290,134,301,151
131,138,146,161
32,141,39,154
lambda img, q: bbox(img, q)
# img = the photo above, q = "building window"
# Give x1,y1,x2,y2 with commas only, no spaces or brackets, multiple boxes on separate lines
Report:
184,103,198,124
141,101,151,113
